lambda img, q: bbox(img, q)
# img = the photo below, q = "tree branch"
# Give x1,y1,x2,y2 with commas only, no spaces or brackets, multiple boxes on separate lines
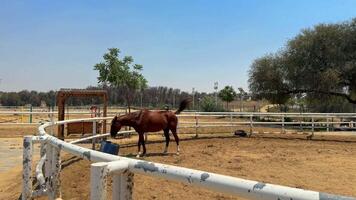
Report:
284,89,356,104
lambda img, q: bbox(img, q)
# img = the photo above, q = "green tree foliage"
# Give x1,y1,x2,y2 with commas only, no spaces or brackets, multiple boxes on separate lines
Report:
218,86,237,109
199,96,225,112
0,90,56,107
94,48,147,112
249,18,356,108
0,86,199,108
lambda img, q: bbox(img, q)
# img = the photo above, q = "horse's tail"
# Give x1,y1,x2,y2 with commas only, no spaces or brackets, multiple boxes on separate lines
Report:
175,98,192,114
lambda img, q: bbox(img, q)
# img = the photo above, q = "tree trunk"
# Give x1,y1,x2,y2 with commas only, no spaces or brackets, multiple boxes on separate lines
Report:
125,87,132,114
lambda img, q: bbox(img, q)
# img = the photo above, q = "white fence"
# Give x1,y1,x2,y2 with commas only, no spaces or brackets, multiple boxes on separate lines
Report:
21,116,356,200
3,111,356,139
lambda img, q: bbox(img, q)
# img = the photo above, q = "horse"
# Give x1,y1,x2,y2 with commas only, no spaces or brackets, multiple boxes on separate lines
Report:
110,99,191,157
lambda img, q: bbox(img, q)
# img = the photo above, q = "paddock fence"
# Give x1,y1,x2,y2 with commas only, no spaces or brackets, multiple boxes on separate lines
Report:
21,116,356,200
4,111,356,138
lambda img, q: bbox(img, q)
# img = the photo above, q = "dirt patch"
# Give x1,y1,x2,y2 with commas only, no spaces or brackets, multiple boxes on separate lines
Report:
60,136,356,199
2,135,355,200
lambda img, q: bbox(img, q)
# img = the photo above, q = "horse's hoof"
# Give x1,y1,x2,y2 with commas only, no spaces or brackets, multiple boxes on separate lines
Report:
176,152,180,155
163,151,168,154
136,154,141,158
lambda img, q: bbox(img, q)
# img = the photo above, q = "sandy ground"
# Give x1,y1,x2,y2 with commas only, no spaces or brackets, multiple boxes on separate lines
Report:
1,114,355,199
1,133,356,200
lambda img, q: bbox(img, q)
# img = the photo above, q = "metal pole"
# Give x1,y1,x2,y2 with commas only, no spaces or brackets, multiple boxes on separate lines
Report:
45,144,53,198
51,145,61,199
312,117,315,136
110,161,133,200
22,136,33,200
282,115,285,134
50,107,54,135
214,82,218,106
299,118,303,133
21,106,24,123
29,104,33,123
230,113,233,134
195,112,198,138
92,120,97,150
112,172,134,200
249,115,253,135
192,88,195,110
326,115,329,132
331,117,334,131
90,162,108,200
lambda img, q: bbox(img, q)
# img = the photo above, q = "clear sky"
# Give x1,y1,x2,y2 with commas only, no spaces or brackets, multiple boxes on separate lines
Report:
0,0,355,93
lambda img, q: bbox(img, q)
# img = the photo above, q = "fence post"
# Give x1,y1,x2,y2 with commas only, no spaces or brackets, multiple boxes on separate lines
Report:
92,120,97,150
50,107,54,135
22,136,33,200
249,115,253,135
110,161,133,200
29,104,33,123
312,117,315,136
299,116,303,133
282,115,285,134
195,112,198,138
112,172,134,200
45,143,53,196
49,145,61,199
326,115,329,132
90,162,108,200
230,113,233,134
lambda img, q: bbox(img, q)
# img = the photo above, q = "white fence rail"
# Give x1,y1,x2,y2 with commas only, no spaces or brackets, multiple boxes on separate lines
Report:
21,116,356,200
4,111,356,140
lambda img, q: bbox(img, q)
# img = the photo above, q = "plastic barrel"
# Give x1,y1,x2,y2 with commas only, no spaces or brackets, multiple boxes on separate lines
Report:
100,141,119,155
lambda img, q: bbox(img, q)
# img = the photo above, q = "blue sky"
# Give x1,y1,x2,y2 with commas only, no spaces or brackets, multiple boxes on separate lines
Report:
0,0,355,93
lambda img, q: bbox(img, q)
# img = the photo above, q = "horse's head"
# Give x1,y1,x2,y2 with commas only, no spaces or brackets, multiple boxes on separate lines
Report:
110,116,122,138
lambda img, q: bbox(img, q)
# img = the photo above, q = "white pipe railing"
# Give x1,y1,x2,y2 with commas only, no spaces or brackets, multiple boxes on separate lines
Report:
21,117,356,200
4,111,356,136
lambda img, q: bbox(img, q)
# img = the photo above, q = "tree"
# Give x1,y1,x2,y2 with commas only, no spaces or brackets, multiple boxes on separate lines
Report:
249,18,356,108
237,87,248,111
94,48,147,112
218,86,237,109
200,96,225,112
248,55,290,105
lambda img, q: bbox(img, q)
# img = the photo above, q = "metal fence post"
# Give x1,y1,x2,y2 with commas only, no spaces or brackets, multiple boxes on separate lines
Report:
50,108,54,135
249,115,253,135
112,172,134,200
90,162,108,200
331,117,334,131
299,116,303,133
29,104,33,123
22,136,33,200
326,115,329,132
45,143,53,196
195,112,198,138
49,145,61,199
282,115,285,134
312,117,315,135
108,160,132,200
230,113,233,134
92,120,97,150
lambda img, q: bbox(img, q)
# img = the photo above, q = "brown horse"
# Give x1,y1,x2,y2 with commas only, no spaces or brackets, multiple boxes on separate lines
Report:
110,99,191,157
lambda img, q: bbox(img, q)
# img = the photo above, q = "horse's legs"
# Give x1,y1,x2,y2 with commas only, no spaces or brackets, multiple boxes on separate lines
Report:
140,133,147,156
171,128,180,155
163,128,170,154
137,133,147,157
137,133,142,157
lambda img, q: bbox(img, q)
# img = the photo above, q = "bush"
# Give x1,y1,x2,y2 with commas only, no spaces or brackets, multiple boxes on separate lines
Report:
200,96,225,112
